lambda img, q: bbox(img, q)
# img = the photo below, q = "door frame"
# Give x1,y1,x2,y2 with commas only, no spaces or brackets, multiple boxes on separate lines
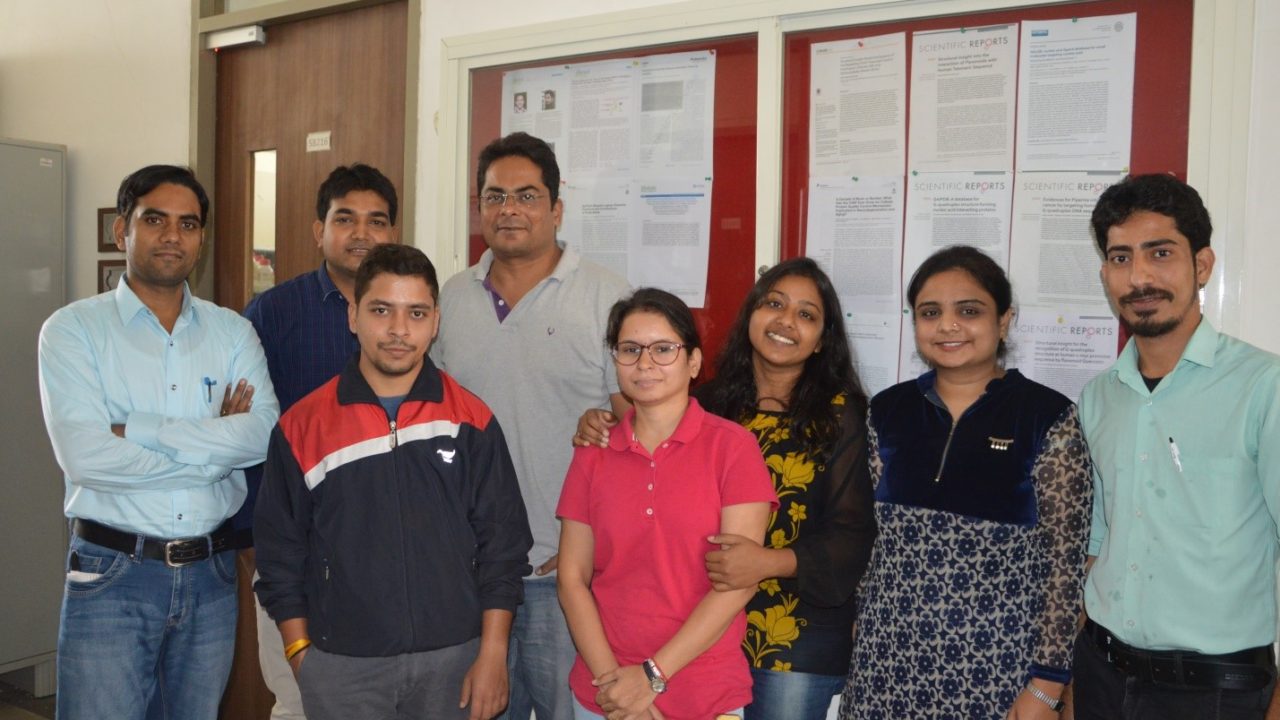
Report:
186,0,420,300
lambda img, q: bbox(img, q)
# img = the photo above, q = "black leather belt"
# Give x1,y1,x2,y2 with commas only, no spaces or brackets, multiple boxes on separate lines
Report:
73,518,233,567
1085,619,1275,691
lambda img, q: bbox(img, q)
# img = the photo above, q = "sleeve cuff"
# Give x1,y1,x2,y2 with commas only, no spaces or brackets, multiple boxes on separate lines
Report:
125,412,165,451
1087,536,1104,556
1029,663,1071,685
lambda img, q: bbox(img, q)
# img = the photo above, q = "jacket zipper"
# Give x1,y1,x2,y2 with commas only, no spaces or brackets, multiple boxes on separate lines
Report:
933,419,957,483
386,412,416,646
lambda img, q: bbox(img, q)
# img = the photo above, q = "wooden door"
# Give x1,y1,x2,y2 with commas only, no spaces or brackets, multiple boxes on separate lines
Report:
213,4,406,718
214,1,407,311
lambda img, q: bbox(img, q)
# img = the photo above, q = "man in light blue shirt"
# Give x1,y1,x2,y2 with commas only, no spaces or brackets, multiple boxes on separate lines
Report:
1074,174,1280,719
37,165,278,720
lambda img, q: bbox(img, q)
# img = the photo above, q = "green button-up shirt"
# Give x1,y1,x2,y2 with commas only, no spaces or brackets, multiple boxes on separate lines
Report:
1080,319,1280,653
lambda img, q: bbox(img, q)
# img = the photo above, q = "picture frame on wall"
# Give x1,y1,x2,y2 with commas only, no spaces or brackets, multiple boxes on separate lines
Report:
98,259,126,293
98,207,119,253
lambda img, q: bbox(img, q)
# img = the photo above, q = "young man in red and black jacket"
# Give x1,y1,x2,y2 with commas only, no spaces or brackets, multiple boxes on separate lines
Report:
254,243,532,720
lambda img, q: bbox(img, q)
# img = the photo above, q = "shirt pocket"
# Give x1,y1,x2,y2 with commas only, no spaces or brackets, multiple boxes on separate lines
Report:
1167,456,1254,530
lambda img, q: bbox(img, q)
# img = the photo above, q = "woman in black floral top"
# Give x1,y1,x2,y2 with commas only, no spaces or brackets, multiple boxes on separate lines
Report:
576,258,876,718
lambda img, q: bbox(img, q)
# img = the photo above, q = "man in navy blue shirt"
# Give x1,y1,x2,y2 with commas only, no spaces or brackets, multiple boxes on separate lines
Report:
238,164,400,719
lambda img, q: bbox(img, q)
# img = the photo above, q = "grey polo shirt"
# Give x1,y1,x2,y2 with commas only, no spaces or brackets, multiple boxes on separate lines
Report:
432,244,630,571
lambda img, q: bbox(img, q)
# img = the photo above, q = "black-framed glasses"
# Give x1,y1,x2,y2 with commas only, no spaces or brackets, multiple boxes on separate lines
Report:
479,191,545,209
611,341,685,366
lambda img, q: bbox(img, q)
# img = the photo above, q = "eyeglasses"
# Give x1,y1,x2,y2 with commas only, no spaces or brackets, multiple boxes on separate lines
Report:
611,341,686,366
479,191,545,209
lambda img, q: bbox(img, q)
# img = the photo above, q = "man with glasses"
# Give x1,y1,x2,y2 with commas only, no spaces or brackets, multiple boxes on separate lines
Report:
432,132,630,720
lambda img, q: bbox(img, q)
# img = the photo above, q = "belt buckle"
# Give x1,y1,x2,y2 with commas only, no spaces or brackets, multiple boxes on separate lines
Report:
164,538,208,567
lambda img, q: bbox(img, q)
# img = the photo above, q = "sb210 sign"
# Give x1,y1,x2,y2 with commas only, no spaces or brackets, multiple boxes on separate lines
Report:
306,131,332,153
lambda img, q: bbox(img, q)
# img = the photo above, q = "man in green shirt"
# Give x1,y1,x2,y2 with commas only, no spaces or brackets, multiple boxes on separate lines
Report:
1074,174,1280,719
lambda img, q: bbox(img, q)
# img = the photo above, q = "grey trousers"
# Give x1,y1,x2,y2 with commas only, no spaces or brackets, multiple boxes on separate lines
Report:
297,638,480,720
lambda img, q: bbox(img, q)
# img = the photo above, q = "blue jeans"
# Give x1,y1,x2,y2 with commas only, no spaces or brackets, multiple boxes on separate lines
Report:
56,534,238,720
745,667,843,720
500,576,576,720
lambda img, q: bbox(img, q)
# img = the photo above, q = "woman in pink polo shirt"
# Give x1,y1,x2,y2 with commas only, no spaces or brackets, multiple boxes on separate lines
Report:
557,288,777,720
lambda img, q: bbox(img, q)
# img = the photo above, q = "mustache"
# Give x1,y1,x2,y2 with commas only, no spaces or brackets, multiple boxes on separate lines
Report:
1120,287,1173,305
378,341,417,352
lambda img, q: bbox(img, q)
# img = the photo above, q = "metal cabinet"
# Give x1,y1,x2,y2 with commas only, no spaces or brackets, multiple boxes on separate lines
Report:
0,138,67,695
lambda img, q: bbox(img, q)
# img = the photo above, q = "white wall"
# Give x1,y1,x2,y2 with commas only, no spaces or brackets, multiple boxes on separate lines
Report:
0,1,191,302
1242,1,1280,355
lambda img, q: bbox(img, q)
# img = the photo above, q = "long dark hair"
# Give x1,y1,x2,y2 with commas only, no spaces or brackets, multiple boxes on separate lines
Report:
698,258,866,459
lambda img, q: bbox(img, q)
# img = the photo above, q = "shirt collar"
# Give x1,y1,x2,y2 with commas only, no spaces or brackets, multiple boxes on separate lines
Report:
316,263,345,302
470,241,579,283
1113,317,1218,389
609,397,707,452
114,277,194,326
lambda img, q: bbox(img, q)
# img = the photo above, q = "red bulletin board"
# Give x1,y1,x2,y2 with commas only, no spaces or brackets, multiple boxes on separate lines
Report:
778,0,1194,262
468,36,759,368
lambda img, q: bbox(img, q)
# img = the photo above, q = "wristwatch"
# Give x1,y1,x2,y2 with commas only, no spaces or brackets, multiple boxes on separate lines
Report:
1026,683,1064,712
642,658,668,694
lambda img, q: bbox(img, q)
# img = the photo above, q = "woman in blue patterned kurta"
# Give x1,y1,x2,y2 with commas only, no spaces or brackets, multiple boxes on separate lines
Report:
838,246,1092,720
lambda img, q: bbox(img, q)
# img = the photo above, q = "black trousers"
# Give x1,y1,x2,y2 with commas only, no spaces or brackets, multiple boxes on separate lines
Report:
1072,627,1276,720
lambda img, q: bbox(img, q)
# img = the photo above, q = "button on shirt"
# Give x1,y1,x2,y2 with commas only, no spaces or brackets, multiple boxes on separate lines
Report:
38,280,279,538
235,265,358,534
557,399,778,719
1080,320,1280,653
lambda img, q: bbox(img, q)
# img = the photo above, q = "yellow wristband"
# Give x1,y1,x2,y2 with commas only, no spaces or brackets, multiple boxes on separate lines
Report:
283,638,311,660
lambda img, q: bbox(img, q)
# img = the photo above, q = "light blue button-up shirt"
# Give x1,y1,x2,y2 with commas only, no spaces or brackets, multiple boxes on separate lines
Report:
38,280,279,538
1080,319,1280,653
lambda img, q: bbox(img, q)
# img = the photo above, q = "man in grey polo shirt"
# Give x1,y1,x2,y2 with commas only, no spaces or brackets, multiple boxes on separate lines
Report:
432,132,630,720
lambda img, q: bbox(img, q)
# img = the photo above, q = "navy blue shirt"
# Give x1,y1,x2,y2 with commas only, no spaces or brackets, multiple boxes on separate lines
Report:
233,264,359,538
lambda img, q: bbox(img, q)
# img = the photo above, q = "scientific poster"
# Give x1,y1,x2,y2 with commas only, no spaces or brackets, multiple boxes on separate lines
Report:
1007,309,1119,401
809,33,907,179
1016,14,1136,171
501,51,716,305
805,177,906,394
1007,172,1123,312
908,24,1018,173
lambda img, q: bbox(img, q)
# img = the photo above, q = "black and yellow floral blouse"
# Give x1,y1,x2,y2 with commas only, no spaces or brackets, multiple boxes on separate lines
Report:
736,394,876,676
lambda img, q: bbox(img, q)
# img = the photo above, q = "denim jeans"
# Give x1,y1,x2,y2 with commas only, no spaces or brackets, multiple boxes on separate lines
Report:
1072,627,1277,720
744,668,843,720
56,534,238,720
500,576,577,720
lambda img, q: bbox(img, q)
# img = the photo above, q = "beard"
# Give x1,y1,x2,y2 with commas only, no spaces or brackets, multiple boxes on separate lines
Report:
1121,314,1182,338
369,342,422,376
1118,287,1181,337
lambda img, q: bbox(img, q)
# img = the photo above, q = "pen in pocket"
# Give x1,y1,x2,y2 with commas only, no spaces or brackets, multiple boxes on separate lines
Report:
1168,437,1183,472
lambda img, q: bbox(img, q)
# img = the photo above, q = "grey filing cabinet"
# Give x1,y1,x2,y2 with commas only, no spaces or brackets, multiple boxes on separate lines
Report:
0,138,67,695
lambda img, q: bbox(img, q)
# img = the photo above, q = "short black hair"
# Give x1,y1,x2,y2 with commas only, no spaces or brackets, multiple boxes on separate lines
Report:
117,165,209,228
316,164,399,225
353,244,438,305
605,288,701,351
475,132,560,206
906,245,1013,358
1091,174,1212,255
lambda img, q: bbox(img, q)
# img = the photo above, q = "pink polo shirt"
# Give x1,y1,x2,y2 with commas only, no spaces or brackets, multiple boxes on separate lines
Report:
557,399,777,720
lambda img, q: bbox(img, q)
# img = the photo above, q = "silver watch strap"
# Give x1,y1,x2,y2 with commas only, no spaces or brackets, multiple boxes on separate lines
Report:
1026,683,1064,712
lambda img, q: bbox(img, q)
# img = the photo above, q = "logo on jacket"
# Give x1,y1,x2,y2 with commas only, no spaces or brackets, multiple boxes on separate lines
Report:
437,448,456,464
